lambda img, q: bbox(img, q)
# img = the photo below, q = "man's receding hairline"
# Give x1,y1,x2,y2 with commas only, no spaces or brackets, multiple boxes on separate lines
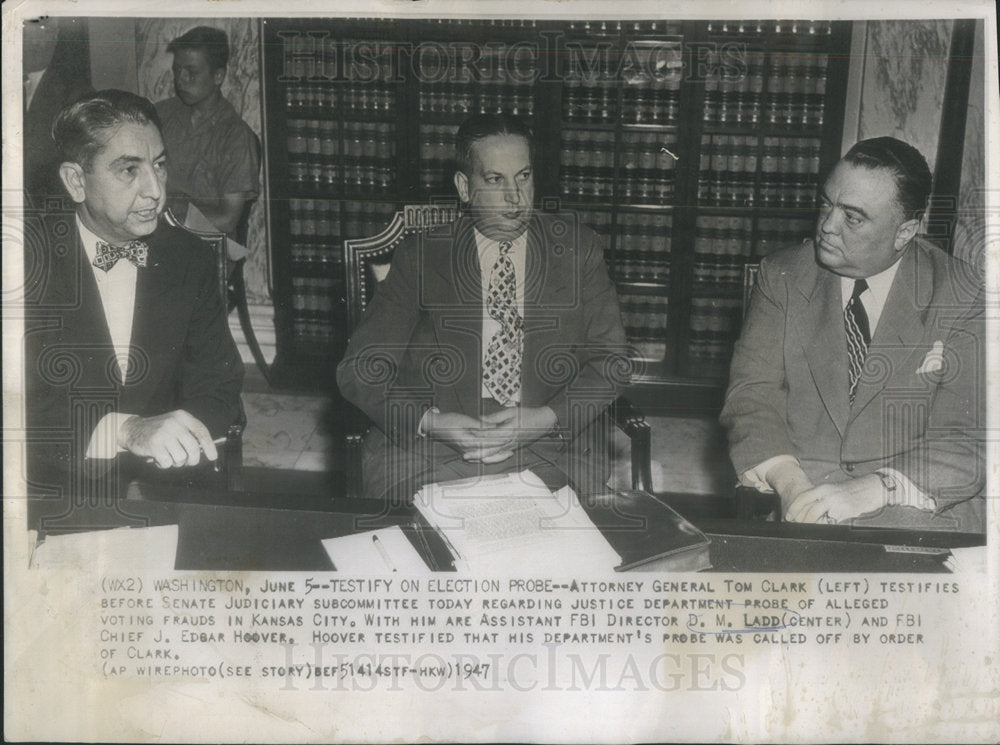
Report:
465,132,532,171
77,120,161,171
833,159,909,222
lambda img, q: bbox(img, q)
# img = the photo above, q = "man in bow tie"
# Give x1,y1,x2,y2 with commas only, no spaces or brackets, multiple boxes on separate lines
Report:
24,90,243,509
721,137,985,532
337,113,629,501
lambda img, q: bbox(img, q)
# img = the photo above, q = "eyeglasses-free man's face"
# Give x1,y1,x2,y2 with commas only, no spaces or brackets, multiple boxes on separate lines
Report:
454,133,535,242
59,121,168,244
814,161,920,279
171,47,225,109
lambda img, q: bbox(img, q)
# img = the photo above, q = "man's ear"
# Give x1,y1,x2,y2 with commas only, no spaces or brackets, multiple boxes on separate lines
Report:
58,162,87,204
453,170,470,203
894,217,920,251
212,66,226,88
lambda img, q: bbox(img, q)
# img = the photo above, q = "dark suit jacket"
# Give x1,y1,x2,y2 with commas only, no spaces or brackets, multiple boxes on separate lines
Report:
721,238,985,532
23,69,92,206
336,213,629,496
24,212,244,504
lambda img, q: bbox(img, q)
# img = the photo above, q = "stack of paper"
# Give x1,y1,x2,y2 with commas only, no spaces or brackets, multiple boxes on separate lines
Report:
30,525,179,572
414,470,623,574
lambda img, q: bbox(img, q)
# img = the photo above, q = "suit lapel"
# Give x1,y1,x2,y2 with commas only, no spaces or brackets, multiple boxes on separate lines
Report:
796,261,850,437
40,224,119,393
422,219,482,416
521,216,565,403
849,247,929,416
123,224,178,404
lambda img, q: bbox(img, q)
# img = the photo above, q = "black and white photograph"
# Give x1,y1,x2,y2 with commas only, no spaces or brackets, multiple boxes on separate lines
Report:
4,0,998,741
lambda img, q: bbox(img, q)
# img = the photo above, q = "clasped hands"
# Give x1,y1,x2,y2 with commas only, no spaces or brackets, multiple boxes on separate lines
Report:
422,406,559,464
766,460,884,524
119,409,219,469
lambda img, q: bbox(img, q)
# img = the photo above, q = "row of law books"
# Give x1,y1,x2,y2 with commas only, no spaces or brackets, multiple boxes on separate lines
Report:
287,120,396,190
292,319,337,347
611,213,672,281
698,134,821,208
705,19,834,35
687,297,742,369
703,54,828,129
288,199,396,263
620,294,669,346
418,85,535,118
291,277,340,316
284,83,396,115
612,258,670,284
692,216,753,286
566,19,680,34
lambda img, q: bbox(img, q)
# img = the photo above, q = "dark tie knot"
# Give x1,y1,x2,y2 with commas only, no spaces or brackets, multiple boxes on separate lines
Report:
498,240,513,255
851,278,869,300
94,240,149,272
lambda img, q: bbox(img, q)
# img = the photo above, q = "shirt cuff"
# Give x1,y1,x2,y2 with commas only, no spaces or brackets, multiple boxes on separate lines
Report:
416,407,440,438
877,468,936,511
85,413,136,459
740,454,800,493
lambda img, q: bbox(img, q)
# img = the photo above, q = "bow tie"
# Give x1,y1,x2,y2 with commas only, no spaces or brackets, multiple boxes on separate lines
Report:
93,240,148,271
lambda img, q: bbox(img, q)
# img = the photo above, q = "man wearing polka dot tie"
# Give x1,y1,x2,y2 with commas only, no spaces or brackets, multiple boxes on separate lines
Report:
721,137,985,532
338,114,629,501
23,90,243,508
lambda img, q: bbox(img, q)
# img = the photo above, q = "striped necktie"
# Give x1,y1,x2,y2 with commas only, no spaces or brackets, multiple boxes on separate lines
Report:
845,278,871,404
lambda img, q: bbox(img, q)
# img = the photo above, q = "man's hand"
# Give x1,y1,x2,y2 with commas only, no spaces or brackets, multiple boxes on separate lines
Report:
118,410,217,469
785,474,885,524
763,459,815,515
475,406,559,460
422,406,558,464
422,410,515,464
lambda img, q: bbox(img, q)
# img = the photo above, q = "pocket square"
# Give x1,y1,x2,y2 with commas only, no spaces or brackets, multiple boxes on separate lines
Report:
916,341,945,375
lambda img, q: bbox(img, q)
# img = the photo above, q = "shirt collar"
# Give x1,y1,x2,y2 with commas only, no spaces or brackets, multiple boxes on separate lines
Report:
76,216,142,271
840,256,903,310
77,215,105,264
473,227,527,262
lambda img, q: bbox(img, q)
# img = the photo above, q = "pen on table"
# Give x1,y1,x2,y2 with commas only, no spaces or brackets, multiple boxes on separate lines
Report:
372,534,397,572
411,520,439,571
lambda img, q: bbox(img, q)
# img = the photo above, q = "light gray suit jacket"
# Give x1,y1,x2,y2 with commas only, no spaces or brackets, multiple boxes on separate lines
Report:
721,238,985,532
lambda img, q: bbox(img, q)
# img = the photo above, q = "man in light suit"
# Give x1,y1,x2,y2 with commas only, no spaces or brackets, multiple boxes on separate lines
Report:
24,90,244,517
337,114,629,501
721,137,985,532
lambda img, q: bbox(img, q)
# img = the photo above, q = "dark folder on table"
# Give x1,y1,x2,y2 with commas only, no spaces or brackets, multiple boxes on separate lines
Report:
583,490,713,572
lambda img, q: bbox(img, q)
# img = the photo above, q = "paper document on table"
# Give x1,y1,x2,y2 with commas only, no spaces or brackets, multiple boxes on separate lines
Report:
29,525,178,572
322,526,431,574
414,470,622,574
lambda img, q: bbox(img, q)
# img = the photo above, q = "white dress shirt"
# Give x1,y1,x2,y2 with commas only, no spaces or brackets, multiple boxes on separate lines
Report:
838,258,901,331
475,228,527,403
77,218,140,458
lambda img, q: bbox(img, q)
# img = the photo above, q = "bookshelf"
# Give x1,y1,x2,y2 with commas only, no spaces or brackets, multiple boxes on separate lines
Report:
261,18,851,401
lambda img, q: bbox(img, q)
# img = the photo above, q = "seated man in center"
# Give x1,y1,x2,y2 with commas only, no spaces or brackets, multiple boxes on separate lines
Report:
337,114,629,501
